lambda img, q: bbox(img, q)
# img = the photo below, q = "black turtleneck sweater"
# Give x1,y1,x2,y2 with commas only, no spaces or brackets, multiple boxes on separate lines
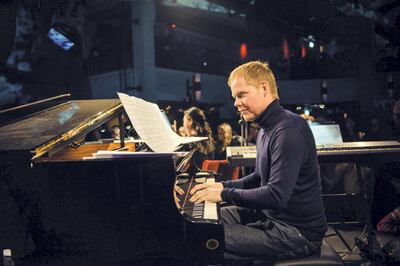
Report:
221,99,327,241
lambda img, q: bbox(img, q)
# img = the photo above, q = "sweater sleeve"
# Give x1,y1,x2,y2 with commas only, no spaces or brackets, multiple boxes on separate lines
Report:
221,128,305,210
221,172,261,201
221,171,260,189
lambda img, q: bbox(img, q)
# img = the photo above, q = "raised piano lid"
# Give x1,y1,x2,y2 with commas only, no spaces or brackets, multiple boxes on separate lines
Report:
0,94,71,126
0,99,123,159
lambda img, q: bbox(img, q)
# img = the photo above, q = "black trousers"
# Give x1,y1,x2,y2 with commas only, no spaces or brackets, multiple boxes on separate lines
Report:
221,206,322,264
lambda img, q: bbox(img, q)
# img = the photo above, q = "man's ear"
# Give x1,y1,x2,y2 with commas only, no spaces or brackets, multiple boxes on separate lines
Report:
261,81,269,96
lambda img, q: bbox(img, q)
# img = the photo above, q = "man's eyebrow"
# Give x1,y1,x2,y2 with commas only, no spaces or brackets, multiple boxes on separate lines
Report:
232,90,247,98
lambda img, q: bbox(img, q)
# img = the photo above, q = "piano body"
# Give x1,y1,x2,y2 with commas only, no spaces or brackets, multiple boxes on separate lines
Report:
0,97,223,265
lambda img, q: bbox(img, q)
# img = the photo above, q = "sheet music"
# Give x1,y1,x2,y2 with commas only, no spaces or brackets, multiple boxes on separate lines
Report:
118,93,206,152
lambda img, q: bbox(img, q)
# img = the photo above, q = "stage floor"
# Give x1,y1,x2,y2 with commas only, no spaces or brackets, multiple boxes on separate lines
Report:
326,224,399,265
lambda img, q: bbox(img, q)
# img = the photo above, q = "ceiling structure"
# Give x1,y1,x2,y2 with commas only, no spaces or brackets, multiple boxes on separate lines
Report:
207,0,400,47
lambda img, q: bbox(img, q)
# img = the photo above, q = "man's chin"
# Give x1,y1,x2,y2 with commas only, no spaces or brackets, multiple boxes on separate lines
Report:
242,114,255,122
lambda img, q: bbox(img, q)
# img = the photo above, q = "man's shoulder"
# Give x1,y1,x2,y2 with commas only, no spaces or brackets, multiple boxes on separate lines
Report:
269,112,311,141
275,110,304,129
283,108,303,120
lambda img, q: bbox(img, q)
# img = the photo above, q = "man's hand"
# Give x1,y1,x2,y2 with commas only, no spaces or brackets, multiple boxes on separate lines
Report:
189,182,223,204
173,185,185,209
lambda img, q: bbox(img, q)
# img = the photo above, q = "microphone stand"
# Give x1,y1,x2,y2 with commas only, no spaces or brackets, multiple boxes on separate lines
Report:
238,117,248,176
238,118,248,146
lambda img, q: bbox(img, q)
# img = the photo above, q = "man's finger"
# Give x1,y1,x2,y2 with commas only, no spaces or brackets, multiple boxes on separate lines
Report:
190,183,207,195
196,194,207,203
191,195,204,204
189,194,196,202
175,186,185,195
190,190,204,202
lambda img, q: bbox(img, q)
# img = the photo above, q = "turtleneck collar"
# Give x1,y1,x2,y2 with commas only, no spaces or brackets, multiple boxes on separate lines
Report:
254,99,283,130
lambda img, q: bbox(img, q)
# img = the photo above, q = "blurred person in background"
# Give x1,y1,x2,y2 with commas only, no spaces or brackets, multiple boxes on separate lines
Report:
215,122,240,160
183,107,215,173
110,125,120,140
178,126,186,137
392,100,400,139
246,122,261,145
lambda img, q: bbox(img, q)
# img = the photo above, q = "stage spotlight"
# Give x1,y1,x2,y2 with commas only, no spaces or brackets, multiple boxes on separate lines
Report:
47,23,77,50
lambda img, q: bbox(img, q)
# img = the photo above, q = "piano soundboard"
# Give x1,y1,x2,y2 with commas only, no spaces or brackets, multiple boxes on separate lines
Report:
227,141,400,166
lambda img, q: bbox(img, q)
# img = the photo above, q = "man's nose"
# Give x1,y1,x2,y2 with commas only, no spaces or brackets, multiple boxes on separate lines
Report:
234,98,241,107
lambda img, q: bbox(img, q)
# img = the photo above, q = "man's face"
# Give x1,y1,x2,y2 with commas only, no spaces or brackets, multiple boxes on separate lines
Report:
230,76,269,121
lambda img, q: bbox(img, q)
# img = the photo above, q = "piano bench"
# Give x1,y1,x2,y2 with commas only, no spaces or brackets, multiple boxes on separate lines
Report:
243,240,343,266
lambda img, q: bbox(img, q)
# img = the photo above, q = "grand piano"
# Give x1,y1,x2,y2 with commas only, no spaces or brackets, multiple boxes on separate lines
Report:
0,96,223,265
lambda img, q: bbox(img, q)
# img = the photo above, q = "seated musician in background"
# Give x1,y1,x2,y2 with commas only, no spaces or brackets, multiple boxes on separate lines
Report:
369,102,400,226
110,125,121,140
182,107,215,173
377,206,400,234
188,61,327,262
247,122,261,145
298,110,369,196
178,126,187,137
392,100,400,139
215,122,240,160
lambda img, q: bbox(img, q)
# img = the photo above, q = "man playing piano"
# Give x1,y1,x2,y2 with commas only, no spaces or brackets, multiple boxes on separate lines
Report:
189,60,327,263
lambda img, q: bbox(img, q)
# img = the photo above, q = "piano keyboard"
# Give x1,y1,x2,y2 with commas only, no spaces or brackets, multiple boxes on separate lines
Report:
226,141,400,166
175,172,219,222
227,146,257,158
226,146,257,167
317,141,400,154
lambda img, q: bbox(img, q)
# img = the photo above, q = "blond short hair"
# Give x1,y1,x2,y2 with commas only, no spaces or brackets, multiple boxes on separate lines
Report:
228,60,279,99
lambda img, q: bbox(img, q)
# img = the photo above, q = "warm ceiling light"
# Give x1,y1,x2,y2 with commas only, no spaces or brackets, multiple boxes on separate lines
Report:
240,43,247,59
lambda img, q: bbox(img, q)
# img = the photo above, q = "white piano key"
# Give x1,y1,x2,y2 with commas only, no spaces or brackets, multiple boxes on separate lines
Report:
203,177,218,220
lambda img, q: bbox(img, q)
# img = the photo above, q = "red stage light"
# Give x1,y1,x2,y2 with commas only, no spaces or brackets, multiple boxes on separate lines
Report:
240,43,247,60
